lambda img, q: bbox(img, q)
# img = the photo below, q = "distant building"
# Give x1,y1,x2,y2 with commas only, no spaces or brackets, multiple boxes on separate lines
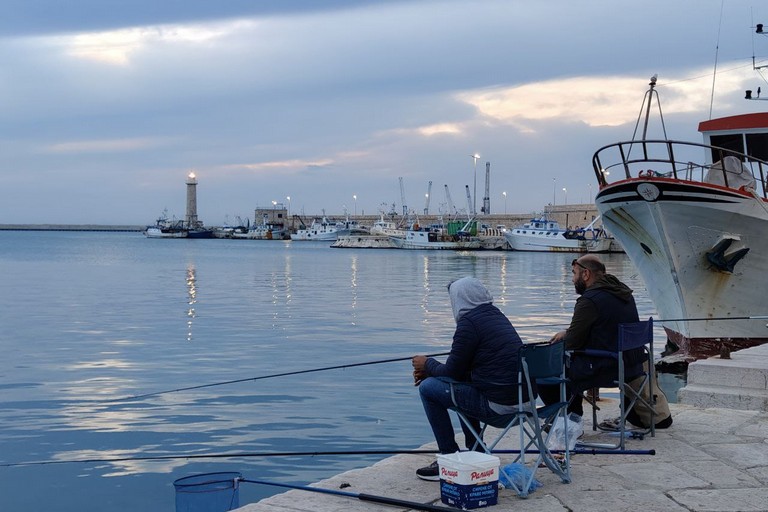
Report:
254,203,288,227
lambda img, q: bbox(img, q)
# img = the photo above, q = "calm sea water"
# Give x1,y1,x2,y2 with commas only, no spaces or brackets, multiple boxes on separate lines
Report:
0,231,674,511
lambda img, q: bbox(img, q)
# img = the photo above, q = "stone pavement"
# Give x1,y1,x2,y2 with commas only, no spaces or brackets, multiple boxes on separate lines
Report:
236,345,768,512
236,402,768,512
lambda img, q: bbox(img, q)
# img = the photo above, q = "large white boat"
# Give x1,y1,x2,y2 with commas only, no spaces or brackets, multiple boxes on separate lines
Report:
504,215,612,252
592,76,768,360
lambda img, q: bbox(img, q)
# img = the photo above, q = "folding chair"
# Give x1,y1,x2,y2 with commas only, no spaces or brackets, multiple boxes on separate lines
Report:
449,340,571,498
573,318,656,450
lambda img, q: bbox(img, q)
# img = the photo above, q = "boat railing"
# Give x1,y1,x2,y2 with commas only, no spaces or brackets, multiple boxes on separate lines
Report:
592,139,768,199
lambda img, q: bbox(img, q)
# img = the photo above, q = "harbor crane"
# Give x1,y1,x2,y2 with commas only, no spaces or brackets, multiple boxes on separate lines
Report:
423,181,432,215
465,185,475,217
444,184,456,219
482,162,491,214
399,177,407,216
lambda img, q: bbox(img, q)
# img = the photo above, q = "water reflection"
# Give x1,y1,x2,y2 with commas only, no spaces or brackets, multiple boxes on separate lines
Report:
186,264,197,342
0,234,675,512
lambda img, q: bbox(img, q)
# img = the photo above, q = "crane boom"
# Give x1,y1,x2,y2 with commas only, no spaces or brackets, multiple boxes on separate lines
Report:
423,181,432,215
482,161,491,214
398,177,407,216
444,185,456,218
465,185,474,217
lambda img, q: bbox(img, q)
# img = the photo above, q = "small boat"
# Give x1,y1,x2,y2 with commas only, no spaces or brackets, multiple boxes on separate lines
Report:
369,213,407,238
504,215,612,252
290,215,367,241
389,218,482,250
477,223,509,250
144,210,214,239
591,75,768,360
238,214,289,240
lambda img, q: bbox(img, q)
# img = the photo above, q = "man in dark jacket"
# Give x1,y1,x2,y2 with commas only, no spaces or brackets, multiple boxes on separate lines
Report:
539,255,643,417
411,276,527,481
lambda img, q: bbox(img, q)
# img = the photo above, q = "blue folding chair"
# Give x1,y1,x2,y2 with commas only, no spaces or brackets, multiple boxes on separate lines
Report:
573,318,656,450
449,340,571,497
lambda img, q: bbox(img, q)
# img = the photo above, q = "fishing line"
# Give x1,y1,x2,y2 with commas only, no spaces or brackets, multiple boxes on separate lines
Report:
105,352,451,403
102,315,768,403
0,447,654,469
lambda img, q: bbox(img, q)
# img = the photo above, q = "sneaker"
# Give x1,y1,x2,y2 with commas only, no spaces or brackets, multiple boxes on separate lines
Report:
416,460,440,481
597,417,621,432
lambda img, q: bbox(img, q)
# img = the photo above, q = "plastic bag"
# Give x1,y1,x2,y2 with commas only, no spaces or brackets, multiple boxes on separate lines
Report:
498,463,542,492
545,413,583,451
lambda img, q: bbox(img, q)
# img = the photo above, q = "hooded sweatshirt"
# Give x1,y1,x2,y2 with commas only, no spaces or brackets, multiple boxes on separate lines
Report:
424,277,527,405
564,273,639,351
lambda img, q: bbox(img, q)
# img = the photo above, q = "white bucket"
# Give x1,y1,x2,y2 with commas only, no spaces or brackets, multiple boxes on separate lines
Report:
437,452,499,509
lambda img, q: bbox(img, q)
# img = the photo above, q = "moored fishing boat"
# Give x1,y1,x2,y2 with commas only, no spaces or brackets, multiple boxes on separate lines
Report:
504,215,612,252
144,210,216,238
389,218,482,250
592,75,768,360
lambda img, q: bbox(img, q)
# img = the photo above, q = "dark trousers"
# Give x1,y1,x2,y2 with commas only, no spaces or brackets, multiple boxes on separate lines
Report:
537,381,584,416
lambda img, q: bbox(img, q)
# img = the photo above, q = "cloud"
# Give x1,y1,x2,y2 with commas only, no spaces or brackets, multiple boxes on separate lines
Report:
45,137,173,153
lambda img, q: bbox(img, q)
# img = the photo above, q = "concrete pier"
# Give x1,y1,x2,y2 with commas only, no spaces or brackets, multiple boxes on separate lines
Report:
237,344,768,512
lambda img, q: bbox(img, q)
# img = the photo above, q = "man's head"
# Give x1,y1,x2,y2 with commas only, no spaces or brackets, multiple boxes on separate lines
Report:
447,277,493,322
571,255,606,295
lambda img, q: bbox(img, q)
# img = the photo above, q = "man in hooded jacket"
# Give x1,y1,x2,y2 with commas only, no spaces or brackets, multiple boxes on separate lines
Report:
411,277,528,481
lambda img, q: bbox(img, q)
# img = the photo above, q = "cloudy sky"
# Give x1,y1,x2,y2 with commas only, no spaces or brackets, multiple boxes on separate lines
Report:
1,0,766,225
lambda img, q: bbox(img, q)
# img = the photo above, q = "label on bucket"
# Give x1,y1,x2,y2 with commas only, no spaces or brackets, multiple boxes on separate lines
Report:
437,452,499,486
440,481,498,510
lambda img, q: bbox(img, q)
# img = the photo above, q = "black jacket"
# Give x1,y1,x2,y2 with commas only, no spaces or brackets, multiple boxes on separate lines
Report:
566,274,643,388
425,303,528,405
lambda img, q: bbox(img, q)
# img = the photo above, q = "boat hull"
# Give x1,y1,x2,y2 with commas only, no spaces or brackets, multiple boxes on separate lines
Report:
504,232,613,252
597,177,768,359
144,227,187,238
390,231,481,250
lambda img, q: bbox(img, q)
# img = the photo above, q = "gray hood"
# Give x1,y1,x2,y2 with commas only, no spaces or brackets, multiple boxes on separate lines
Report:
448,277,493,322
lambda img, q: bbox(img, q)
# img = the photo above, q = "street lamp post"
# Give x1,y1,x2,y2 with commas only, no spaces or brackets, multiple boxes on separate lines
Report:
353,195,357,217
502,191,507,215
552,178,556,206
588,183,592,203
471,153,480,215
562,187,568,205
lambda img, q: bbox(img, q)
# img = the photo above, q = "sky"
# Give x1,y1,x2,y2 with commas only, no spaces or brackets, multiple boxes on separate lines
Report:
1,0,767,225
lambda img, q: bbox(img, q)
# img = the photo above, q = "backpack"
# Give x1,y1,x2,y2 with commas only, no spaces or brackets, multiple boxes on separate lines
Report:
625,361,672,429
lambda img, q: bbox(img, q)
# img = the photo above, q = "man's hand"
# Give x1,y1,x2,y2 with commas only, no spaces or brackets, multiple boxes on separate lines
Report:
550,330,566,342
412,355,428,386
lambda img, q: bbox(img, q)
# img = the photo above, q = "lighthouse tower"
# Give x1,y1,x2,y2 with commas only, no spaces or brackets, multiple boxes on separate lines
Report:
185,172,200,228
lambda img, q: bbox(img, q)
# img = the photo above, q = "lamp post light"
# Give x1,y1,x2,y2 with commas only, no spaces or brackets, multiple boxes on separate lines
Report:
502,191,507,214
562,187,568,205
471,153,480,215
353,195,357,217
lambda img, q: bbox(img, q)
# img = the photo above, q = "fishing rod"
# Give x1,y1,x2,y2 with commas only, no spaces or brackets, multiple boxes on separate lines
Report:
105,351,451,403
103,313,768,403
240,478,457,512
0,447,655,469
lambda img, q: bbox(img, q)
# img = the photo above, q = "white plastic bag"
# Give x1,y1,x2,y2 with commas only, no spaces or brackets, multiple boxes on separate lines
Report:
545,414,583,451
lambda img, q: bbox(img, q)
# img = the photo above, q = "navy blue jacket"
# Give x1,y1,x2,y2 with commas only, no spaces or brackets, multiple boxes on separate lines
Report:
425,303,528,405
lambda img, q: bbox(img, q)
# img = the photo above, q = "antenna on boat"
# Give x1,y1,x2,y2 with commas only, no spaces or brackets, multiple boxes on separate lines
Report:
708,0,725,119
630,75,667,143
745,15,768,101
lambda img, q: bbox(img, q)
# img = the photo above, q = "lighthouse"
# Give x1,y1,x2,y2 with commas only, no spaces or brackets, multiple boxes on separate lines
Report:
185,172,200,229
